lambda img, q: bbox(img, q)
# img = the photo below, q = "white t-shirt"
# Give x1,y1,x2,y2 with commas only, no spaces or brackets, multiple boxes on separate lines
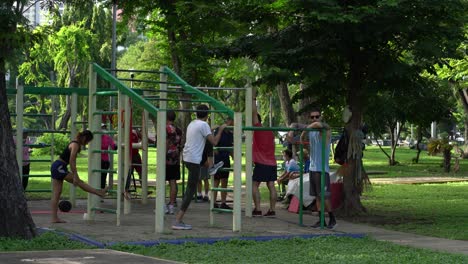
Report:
183,119,212,164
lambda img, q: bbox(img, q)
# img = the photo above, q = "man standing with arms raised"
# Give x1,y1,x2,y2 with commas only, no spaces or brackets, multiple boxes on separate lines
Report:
301,107,336,229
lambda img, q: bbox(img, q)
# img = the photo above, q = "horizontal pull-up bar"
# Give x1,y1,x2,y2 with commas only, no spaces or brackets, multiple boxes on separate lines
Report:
242,126,325,132
106,68,165,74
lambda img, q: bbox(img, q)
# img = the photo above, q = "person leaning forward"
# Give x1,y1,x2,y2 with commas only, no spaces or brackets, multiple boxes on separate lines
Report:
172,104,227,230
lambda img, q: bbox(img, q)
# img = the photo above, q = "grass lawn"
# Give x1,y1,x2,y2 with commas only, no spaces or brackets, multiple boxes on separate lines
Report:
2,233,468,263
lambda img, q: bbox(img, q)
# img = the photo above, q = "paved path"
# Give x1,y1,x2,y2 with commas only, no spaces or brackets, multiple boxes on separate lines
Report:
370,177,468,184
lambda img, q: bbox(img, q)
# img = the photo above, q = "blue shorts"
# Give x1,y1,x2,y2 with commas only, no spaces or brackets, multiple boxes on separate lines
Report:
51,160,69,181
252,163,277,182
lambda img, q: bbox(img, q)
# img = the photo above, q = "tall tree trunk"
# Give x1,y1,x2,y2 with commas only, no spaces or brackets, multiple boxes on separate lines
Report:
276,81,295,125
59,95,71,130
0,58,37,239
443,149,451,173
413,126,423,163
340,55,367,216
456,88,468,158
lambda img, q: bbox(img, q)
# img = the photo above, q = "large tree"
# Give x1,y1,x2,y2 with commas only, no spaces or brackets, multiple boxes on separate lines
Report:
0,0,38,239
0,0,96,239
214,0,467,215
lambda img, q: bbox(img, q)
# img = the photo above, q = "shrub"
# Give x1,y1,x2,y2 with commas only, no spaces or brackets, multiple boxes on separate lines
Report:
33,133,70,156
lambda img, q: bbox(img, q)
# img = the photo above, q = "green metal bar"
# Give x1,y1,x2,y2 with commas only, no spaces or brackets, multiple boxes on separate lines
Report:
22,114,52,117
92,150,118,154
210,187,233,192
95,91,118,96
25,189,52,193
24,144,51,148
118,78,183,86
320,127,326,229
299,143,304,226
92,63,159,117
24,129,70,134
91,207,117,214
92,169,117,173
211,208,233,213
158,108,229,113
23,174,51,178
162,66,234,118
21,87,89,96
93,111,117,116
242,126,319,132
213,146,233,150
92,131,118,135
24,159,51,163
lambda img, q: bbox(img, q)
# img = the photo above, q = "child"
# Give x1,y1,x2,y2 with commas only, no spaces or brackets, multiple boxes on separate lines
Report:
277,149,300,200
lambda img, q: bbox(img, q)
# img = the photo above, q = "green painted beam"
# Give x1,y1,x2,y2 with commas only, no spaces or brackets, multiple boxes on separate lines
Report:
162,66,234,119
92,63,159,117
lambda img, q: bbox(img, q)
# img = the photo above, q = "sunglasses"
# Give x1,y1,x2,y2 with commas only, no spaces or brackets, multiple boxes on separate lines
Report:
309,115,321,119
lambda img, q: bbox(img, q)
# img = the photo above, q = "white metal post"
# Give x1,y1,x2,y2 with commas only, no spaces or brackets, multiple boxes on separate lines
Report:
233,112,242,231
155,67,167,233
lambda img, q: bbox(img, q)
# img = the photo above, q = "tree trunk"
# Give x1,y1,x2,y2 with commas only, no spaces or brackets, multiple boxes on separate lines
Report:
59,95,72,130
443,149,451,173
456,89,468,159
276,81,295,125
413,126,423,163
0,58,37,239
339,56,367,216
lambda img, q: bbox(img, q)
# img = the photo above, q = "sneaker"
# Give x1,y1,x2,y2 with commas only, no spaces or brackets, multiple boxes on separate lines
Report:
327,219,337,230
196,195,203,202
203,196,209,202
263,210,276,218
168,204,175,215
252,209,262,217
164,205,169,214
208,161,224,176
213,203,220,208
171,222,192,230
220,203,232,210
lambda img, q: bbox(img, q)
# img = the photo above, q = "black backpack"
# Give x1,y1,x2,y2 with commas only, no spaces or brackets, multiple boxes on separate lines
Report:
334,129,349,165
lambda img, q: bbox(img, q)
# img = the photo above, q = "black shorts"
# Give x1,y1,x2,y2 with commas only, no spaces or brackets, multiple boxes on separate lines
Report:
309,171,331,199
166,164,181,181
252,163,277,182
214,159,230,180
51,160,69,181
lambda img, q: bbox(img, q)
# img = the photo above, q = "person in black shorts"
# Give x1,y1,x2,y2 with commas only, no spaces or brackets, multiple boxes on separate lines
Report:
165,110,183,214
50,130,108,223
252,91,278,217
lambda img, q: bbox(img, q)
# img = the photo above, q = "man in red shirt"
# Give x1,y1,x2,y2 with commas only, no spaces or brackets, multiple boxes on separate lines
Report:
252,91,277,217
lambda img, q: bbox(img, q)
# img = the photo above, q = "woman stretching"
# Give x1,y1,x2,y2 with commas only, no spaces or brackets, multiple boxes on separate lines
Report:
50,130,108,223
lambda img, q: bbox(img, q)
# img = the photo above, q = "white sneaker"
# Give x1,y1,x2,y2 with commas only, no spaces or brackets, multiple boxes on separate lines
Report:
208,161,224,176
168,204,175,215
172,222,192,230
